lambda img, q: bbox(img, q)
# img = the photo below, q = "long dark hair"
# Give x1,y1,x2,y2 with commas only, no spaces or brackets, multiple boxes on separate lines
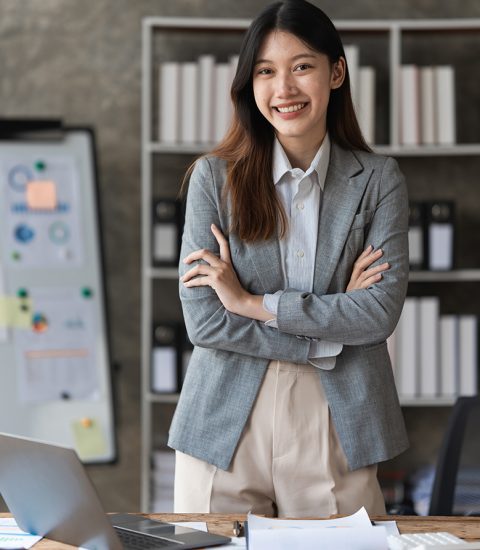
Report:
184,0,370,242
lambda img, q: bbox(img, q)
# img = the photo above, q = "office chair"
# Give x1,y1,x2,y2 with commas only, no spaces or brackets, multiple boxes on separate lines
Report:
429,396,480,516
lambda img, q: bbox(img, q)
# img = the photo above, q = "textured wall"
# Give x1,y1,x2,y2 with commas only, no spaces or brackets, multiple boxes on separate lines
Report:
1,0,479,511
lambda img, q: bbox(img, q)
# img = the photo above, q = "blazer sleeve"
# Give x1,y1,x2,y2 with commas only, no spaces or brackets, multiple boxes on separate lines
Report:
276,156,409,346
179,156,310,363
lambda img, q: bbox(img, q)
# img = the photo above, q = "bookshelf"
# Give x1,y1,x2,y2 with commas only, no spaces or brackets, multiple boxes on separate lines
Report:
141,16,480,512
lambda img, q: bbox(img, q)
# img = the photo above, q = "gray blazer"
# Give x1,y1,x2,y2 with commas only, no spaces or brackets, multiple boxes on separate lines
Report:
168,142,409,471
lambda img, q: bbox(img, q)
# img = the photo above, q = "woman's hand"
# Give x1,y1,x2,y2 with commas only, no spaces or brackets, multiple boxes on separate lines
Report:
346,245,390,292
181,224,249,314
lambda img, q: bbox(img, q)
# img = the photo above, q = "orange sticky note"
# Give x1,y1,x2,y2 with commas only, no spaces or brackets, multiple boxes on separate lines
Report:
26,180,57,210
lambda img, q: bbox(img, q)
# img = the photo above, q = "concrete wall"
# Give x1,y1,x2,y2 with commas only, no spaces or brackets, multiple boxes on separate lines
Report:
1,0,479,511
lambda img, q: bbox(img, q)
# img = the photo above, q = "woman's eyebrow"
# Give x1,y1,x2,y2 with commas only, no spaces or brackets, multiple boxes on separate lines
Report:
254,53,317,66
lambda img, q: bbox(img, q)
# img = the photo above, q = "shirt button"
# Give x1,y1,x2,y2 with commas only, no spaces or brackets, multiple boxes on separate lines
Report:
296,203,304,210
297,250,304,258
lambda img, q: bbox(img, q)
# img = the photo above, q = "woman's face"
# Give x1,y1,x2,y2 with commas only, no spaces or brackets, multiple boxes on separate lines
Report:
253,30,344,151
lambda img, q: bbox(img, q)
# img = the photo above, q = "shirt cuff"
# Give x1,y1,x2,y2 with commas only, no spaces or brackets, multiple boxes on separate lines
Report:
263,291,283,328
308,356,337,370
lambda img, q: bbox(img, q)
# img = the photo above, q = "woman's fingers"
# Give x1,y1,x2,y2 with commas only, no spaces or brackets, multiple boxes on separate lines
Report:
181,263,213,283
361,261,390,279
211,224,231,263
183,248,221,266
354,247,383,271
360,272,384,288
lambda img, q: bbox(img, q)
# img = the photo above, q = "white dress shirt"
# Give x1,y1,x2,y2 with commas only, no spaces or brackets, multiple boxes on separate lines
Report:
263,133,343,370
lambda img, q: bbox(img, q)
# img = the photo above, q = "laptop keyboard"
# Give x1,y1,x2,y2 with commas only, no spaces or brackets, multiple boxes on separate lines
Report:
114,527,178,548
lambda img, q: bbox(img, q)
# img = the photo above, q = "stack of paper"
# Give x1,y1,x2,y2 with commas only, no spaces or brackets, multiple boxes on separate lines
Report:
247,507,398,550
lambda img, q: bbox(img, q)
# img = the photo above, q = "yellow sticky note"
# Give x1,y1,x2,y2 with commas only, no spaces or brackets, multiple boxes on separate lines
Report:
26,180,57,210
72,418,108,461
0,297,32,328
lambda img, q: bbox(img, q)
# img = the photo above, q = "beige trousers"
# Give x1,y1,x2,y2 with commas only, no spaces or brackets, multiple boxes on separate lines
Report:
174,360,385,517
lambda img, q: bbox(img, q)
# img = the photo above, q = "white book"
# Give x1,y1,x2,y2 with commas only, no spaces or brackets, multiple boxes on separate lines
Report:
420,67,435,145
459,316,478,396
344,45,360,114
440,315,458,398
396,297,418,399
159,62,180,143
358,66,376,145
213,63,232,143
198,54,215,143
419,297,440,398
400,65,420,146
151,347,177,393
180,62,199,144
434,65,456,145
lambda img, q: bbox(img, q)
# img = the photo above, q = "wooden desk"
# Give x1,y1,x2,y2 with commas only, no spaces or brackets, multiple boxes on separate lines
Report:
7,513,480,548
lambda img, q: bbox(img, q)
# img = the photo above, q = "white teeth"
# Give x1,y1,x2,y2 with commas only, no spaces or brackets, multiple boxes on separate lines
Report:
277,103,306,113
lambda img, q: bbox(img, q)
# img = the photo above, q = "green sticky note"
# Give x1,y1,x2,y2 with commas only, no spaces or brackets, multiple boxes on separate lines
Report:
0,297,32,328
72,418,107,460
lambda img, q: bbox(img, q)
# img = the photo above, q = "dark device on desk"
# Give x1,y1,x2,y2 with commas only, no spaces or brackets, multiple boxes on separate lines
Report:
0,432,231,549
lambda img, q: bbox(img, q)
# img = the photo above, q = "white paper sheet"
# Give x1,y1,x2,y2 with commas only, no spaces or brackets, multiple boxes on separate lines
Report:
247,507,391,550
248,505,372,530
0,518,42,549
249,526,388,550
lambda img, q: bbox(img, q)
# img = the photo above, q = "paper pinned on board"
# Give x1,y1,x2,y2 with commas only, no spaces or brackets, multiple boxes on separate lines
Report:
72,418,107,461
0,297,32,330
247,507,391,550
0,518,42,549
26,180,57,210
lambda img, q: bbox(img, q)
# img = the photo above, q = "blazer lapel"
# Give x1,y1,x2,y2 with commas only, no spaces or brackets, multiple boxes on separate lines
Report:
313,143,373,295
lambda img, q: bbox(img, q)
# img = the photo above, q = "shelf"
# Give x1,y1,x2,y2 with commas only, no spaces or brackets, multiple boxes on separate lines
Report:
409,270,480,282
148,141,480,157
147,267,178,279
148,392,180,404
399,396,457,407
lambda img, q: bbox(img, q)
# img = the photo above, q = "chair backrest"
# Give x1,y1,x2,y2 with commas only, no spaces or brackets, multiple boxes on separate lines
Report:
429,396,480,515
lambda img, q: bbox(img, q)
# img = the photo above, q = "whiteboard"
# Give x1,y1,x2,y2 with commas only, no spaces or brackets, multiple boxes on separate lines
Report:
0,128,116,463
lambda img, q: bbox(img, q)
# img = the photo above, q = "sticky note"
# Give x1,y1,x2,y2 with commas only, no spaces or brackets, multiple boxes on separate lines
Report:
0,296,32,328
72,418,107,460
26,180,57,210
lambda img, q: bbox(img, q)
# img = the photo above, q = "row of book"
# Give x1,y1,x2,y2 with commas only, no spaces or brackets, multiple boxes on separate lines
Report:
408,200,455,271
388,297,478,400
158,47,377,146
159,55,238,145
344,45,376,145
151,198,183,267
400,65,456,146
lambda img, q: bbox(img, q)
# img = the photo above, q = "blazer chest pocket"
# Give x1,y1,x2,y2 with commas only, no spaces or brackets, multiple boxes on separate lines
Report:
350,209,375,231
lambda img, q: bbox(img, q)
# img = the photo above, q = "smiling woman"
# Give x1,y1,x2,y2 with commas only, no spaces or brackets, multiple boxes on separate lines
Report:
170,0,409,518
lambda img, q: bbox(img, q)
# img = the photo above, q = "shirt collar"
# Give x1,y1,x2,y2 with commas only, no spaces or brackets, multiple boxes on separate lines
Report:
272,132,331,191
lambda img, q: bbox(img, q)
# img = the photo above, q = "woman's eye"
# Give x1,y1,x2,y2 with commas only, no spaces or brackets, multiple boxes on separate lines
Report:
257,68,272,75
295,64,311,71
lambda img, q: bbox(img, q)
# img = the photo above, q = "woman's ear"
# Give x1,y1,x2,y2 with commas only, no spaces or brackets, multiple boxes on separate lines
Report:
330,56,346,89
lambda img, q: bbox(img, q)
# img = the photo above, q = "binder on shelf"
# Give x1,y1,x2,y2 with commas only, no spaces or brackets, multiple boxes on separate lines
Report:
180,62,199,144
434,65,456,145
358,66,376,145
199,55,215,143
440,315,458,398
426,201,455,271
151,323,181,394
459,316,478,397
408,202,427,271
159,62,180,143
396,297,418,399
420,67,435,145
213,62,232,143
418,297,439,398
400,65,420,146
344,44,359,114
151,198,182,267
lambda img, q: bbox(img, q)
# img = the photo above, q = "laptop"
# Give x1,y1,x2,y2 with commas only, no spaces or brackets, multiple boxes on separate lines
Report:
0,432,231,549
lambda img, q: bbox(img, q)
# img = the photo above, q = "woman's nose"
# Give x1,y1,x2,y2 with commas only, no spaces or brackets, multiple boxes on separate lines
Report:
275,72,297,96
